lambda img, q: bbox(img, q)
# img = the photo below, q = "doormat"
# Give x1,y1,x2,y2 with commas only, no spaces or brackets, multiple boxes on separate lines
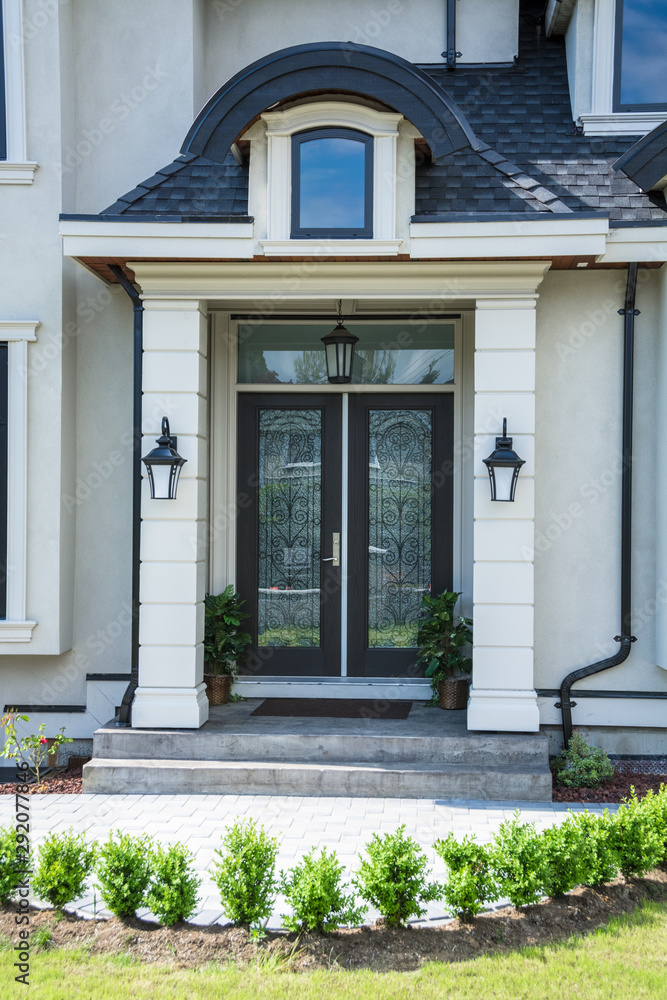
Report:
250,698,412,720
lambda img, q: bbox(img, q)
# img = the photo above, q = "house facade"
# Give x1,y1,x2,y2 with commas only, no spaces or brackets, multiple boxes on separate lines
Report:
1,0,667,761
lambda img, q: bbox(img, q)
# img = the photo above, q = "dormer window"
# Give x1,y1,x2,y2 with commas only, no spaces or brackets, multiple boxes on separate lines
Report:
614,0,667,111
291,128,373,238
257,100,407,255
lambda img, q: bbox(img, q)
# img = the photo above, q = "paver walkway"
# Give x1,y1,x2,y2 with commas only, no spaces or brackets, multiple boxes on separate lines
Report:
0,794,616,927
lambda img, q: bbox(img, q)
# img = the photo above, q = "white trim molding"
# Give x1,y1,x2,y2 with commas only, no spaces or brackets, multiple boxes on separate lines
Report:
59,220,255,260
410,217,608,259
261,101,403,248
580,112,667,136
1,0,38,183
0,320,39,640
259,238,403,257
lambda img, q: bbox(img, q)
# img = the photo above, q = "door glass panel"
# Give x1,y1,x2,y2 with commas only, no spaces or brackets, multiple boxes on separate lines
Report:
368,409,432,648
238,322,455,385
258,409,321,647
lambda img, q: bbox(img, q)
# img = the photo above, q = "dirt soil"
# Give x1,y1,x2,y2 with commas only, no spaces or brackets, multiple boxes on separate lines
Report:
1,871,665,972
0,768,84,795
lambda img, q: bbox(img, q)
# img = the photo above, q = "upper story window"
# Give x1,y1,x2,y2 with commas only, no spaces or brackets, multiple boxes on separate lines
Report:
0,0,6,160
614,0,667,111
291,127,373,238
257,100,405,254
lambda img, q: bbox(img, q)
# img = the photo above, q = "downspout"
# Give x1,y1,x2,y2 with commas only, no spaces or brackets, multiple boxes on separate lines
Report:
108,265,143,728
443,0,461,70
557,263,639,745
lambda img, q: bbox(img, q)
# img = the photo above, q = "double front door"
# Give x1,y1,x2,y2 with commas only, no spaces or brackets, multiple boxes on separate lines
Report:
237,393,453,677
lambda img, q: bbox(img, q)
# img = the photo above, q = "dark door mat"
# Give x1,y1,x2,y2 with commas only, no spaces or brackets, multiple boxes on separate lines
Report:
250,698,412,720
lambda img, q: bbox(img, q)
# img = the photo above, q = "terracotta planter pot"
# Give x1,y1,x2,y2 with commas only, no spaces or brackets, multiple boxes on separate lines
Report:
203,673,232,706
438,678,470,710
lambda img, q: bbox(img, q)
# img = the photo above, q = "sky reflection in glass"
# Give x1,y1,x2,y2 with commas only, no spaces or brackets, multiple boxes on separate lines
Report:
299,137,367,229
619,0,667,106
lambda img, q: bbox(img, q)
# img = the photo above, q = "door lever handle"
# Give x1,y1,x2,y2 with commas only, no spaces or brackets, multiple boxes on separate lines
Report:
322,532,340,567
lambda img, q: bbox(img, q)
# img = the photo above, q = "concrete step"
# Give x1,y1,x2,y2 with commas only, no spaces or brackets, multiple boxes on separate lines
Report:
83,757,554,800
92,727,548,768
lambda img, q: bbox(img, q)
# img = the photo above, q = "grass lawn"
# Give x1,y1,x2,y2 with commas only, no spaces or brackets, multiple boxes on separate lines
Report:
1,901,666,1000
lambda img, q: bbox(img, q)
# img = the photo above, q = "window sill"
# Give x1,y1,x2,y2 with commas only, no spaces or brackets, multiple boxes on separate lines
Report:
0,162,39,184
0,621,37,642
579,113,667,136
259,239,404,257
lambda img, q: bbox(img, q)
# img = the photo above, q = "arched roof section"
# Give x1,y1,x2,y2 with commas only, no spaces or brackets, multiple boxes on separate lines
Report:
182,42,481,164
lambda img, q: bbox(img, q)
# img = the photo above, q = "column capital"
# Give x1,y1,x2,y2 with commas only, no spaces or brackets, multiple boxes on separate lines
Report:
141,299,208,314
475,297,538,311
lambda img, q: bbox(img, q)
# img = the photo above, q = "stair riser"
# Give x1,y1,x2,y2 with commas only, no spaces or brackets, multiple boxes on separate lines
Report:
83,762,553,800
92,732,548,767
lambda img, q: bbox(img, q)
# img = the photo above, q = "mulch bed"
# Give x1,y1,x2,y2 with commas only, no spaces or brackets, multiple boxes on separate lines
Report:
0,767,84,795
552,771,667,804
2,762,666,802
1,871,665,972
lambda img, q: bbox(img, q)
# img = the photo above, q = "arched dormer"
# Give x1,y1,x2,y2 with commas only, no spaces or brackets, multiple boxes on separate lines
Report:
182,41,479,165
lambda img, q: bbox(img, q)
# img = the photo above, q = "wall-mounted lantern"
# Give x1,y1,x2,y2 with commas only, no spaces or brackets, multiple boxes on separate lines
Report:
321,299,359,384
142,417,186,499
483,418,525,502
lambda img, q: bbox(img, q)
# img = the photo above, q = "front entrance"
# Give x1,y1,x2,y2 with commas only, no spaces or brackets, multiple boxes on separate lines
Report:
237,392,453,677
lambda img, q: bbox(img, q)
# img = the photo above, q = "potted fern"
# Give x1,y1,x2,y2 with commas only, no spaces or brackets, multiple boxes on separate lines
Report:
417,591,472,710
203,586,251,705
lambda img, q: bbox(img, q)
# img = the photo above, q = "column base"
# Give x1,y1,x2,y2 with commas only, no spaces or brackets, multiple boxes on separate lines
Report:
468,688,540,733
131,683,209,729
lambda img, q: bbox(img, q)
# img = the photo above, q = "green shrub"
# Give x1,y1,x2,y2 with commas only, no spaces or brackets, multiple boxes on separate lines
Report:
551,731,615,789
146,842,201,926
540,816,591,897
608,789,665,878
434,833,498,921
32,829,96,909
354,826,442,928
490,811,551,908
280,846,366,933
638,784,667,866
0,826,27,905
211,819,279,926
95,831,154,918
570,810,620,886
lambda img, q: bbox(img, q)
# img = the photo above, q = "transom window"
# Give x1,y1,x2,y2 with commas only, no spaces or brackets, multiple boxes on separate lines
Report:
614,0,667,111
238,321,455,385
291,128,373,238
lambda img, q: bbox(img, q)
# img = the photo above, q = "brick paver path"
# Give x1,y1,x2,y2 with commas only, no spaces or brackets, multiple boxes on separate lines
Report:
0,794,616,926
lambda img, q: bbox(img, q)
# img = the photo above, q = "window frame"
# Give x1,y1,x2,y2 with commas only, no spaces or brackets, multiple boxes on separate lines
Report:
290,126,374,239
613,0,667,113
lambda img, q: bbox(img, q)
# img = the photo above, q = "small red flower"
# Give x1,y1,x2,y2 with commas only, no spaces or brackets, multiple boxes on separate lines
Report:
39,737,48,744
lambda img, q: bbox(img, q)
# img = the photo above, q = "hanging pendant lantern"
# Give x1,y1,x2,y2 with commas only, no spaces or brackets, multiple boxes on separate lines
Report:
142,417,186,500
483,418,525,502
321,299,358,384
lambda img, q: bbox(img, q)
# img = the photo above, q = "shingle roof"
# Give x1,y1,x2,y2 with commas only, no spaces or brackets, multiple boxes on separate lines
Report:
101,151,249,219
418,4,667,220
100,0,666,223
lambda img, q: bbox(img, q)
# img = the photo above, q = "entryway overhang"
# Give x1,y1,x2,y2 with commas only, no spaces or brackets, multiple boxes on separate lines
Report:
71,257,548,734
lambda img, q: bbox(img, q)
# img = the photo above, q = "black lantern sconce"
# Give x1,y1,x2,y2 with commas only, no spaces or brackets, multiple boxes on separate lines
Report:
483,418,525,502
142,417,187,500
321,300,359,384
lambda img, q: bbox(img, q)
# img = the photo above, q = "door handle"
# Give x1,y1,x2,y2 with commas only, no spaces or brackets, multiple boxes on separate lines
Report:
322,532,340,567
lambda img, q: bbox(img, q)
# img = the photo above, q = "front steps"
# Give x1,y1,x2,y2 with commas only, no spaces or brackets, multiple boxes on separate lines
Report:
83,701,553,800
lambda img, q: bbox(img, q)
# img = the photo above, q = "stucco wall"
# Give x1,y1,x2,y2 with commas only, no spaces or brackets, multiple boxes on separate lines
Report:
66,0,200,214
565,0,595,121
534,269,667,702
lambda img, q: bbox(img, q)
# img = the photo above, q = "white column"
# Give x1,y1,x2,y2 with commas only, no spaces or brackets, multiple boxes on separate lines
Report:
132,300,209,729
468,299,539,733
